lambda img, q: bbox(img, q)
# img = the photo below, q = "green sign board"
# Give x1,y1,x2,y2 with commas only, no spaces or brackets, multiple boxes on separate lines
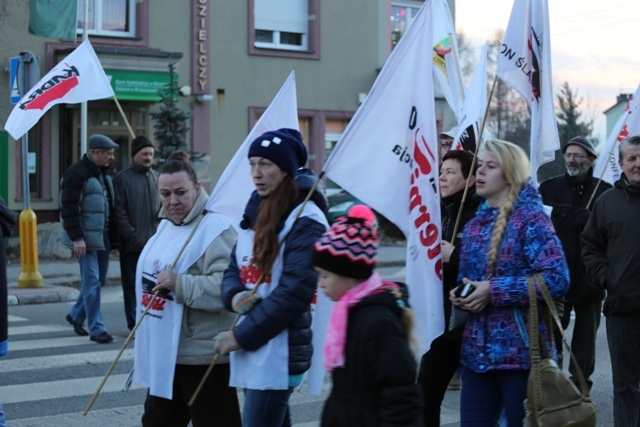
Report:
105,70,170,101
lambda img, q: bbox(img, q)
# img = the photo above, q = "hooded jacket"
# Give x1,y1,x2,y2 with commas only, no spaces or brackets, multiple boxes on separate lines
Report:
321,290,423,427
222,169,328,376
539,170,611,303
458,179,569,372
582,175,640,317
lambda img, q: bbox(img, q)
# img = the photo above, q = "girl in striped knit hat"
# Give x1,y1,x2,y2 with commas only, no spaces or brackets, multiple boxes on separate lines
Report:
313,205,423,427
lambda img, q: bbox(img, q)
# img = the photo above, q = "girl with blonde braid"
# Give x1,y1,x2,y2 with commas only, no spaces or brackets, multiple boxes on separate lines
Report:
450,139,569,426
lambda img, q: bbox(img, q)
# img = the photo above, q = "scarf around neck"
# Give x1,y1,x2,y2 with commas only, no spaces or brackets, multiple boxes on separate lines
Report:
324,271,384,371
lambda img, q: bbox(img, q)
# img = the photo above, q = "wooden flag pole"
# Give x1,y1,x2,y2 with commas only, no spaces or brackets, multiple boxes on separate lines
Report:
450,75,498,241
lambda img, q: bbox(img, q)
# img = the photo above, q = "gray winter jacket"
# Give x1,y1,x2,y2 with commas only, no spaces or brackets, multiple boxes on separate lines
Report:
59,154,114,251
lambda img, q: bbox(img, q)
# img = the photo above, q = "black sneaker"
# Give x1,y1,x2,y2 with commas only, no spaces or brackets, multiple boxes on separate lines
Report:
90,332,114,344
66,314,89,336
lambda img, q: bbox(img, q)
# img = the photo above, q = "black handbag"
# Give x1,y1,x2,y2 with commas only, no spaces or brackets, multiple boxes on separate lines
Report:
522,274,597,427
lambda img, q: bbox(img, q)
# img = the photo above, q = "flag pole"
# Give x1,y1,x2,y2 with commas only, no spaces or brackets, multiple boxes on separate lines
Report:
448,32,466,102
113,96,136,139
188,172,325,407
586,143,617,210
83,214,206,415
450,75,498,241
80,0,89,156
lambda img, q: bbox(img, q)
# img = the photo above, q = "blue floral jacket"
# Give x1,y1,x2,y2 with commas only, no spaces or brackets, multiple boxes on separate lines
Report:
458,179,569,372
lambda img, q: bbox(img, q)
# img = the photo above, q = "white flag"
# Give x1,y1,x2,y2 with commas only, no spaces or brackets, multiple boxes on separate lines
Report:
593,84,640,185
323,0,443,356
4,40,114,140
204,71,299,221
432,0,465,120
496,0,559,181
452,43,488,153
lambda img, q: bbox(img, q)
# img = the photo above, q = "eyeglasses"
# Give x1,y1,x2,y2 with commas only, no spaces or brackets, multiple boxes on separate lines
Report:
563,153,587,160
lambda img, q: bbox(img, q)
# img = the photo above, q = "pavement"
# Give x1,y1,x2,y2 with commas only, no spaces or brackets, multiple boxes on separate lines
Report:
6,243,409,306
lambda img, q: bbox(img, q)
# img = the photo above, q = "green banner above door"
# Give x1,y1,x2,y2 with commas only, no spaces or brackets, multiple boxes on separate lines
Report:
105,70,170,101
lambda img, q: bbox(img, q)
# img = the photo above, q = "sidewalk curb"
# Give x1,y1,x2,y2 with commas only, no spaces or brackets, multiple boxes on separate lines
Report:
7,285,79,306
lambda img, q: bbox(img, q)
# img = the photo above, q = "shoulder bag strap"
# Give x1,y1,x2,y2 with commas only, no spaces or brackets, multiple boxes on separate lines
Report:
532,273,591,397
526,276,544,406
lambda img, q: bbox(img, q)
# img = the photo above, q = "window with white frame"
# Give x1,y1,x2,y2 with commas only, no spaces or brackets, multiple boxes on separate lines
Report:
254,0,308,51
76,0,136,38
390,1,422,50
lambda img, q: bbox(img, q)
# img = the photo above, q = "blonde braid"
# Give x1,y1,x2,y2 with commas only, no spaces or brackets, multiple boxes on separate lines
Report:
486,189,519,276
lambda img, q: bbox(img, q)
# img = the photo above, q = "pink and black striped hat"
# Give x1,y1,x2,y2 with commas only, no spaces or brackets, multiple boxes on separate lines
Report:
313,205,378,279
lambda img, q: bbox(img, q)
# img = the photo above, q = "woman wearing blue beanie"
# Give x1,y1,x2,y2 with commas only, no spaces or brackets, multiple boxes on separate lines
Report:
215,128,329,426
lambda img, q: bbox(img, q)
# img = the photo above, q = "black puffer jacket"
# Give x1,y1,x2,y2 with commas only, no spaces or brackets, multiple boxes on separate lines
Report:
539,171,611,303
582,176,640,316
321,290,423,427
59,154,115,250
441,188,481,331
222,169,328,375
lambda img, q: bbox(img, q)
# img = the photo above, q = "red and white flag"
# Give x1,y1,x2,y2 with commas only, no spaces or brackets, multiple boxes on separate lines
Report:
496,0,559,182
4,40,114,140
593,84,640,185
451,43,488,153
204,71,299,222
432,0,465,120
323,0,442,356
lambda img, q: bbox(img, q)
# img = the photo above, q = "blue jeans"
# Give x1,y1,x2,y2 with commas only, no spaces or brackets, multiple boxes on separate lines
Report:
242,388,293,427
0,402,6,427
69,248,110,336
460,367,529,427
607,315,640,427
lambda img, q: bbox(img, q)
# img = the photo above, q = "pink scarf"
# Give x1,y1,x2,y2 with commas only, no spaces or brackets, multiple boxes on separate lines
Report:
324,272,385,371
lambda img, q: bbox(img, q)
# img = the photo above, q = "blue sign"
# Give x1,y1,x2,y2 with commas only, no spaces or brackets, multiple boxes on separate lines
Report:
9,57,20,104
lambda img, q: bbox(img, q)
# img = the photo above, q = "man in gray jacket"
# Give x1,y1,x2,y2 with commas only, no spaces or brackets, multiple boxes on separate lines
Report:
113,136,160,331
61,134,117,344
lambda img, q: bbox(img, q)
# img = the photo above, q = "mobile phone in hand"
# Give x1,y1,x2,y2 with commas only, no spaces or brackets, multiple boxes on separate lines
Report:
455,282,476,298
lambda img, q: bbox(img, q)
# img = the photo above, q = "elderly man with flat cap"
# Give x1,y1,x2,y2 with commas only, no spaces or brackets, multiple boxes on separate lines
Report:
113,136,160,331
539,135,612,389
60,134,118,344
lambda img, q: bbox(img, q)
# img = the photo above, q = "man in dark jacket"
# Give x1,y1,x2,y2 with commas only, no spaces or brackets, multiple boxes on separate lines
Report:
582,135,640,426
60,134,118,344
418,150,480,426
539,136,611,389
113,136,160,330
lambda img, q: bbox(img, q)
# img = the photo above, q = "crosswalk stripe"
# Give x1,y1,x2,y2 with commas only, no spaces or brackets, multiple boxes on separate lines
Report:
1,374,144,404
8,335,104,351
0,349,134,373
7,405,143,427
8,324,68,335
8,315,28,322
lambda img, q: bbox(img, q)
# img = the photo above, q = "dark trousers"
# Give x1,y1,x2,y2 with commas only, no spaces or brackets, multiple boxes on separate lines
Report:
417,330,462,427
460,368,529,427
142,363,241,427
606,315,640,427
559,300,602,388
119,250,141,330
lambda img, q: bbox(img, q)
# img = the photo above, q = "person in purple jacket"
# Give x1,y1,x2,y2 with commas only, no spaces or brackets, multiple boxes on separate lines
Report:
451,139,569,426
215,128,328,427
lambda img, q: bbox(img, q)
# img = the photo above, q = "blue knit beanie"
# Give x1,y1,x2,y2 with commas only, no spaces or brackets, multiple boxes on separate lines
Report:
247,128,308,176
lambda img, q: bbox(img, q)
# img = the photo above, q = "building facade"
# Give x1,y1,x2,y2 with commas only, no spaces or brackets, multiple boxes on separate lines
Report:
0,0,453,221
